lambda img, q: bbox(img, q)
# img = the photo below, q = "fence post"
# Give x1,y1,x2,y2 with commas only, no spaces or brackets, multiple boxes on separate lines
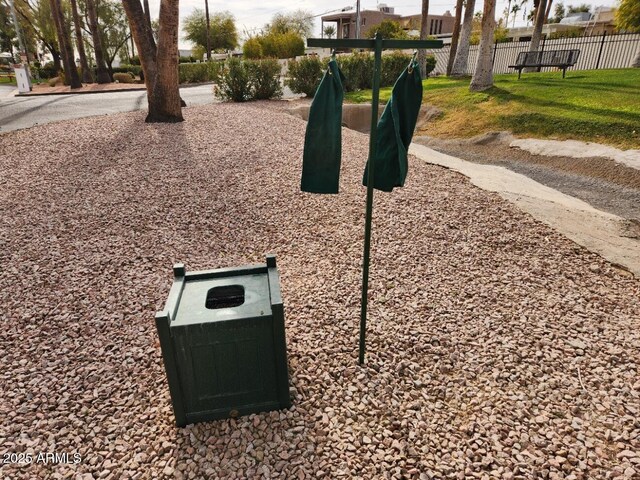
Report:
595,31,606,69
492,39,498,67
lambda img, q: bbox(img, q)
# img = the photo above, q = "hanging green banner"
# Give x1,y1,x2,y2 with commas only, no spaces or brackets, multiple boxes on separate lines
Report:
363,60,423,192
301,59,345,194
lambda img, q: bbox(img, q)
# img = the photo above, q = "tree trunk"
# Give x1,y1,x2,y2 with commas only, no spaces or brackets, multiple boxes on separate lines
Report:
52,50,61,71
469,0,496,91
148,0,183,122
451,0,476,76
122,0,183,122
526,0,547,72
417,0,430,76
70,0,93,83
447,0,464,76
50,0,82,88
632,46,640,68
204,0,211,60
544,0,553,22
143,0,152,31
86,0,111,83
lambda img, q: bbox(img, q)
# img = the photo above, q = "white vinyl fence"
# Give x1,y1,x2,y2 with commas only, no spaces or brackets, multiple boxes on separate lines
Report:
425,32,640,75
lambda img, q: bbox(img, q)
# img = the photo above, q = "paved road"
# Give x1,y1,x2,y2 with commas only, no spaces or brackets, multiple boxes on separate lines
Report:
0,84,216,134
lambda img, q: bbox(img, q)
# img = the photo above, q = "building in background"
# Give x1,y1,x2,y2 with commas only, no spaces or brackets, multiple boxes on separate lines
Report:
507,6,618,41
320,4,455,40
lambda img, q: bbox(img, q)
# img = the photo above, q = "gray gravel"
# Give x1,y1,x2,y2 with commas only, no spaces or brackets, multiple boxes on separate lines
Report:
0,103,639,479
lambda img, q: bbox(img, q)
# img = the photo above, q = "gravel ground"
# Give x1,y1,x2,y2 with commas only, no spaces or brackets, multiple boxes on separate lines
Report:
1,103,639,480
415,136,640,223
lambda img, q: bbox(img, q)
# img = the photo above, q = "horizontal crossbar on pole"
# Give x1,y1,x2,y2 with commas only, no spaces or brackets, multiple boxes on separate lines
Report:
307,38,444,49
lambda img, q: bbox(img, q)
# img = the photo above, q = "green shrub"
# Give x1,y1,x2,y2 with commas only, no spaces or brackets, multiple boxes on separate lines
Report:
381,52,413,86
246,59,282,100
215,58,251,102
256,32,305,59
179,55,196,63
285,56,324,97
423,55,437,77
243,37,263,59
178,62,222,84
337,52,374,91
549,28,582,39
285,52,420,95
215,58,283,102
37,61,58,79
112,65,142,76
113,72,135,83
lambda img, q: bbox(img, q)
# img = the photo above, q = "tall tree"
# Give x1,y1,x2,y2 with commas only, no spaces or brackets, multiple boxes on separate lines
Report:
267,9,313,37
365,19,407,39
447,0,464,75
469,0,496,91
86,0,110,83
97,0,132,73
182,10,237,52
526,0,547,72
544,0,553,22
122,0,183,122
14,0,61,69
417,0,429,76
616,0,640,67
323,24,336,39
451,0,476,76
511,3,521,26
49,0,82,87
70,0,92,82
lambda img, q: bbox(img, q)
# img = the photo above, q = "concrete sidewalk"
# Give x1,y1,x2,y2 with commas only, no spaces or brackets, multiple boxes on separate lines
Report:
409,143,640,277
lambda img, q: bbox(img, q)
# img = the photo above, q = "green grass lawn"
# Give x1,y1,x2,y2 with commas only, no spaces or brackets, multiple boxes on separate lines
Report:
0,75,16,85
345,69,640,149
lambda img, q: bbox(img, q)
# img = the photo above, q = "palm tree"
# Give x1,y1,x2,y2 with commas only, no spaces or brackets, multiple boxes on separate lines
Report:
526,0,547,72
451,0,476,76
49,0,82,88
122,0,183,122
417,0,429,76
469,0,496,91
323,24,336,39
511,4,521,27
446,0,464,75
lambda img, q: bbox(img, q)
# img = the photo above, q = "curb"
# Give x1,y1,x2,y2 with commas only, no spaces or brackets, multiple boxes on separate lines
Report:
14,81,215,97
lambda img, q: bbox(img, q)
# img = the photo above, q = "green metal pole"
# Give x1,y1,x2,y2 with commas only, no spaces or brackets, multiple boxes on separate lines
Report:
359,32,383,365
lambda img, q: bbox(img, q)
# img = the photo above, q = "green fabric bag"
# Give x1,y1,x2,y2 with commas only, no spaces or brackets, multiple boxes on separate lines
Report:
363,59,423,192
301,60,345,194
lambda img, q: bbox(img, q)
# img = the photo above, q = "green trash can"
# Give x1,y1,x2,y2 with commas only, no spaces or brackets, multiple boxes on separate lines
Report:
155,255,291,426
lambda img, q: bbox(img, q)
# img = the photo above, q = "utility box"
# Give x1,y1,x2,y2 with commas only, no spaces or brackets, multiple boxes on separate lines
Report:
12,65,31,93
155,255,291,427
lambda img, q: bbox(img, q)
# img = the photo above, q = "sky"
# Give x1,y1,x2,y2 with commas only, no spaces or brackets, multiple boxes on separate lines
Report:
144,0,621,49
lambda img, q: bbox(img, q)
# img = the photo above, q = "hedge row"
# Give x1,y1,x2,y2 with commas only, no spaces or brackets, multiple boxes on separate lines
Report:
286,52,437,97
35,62,221,84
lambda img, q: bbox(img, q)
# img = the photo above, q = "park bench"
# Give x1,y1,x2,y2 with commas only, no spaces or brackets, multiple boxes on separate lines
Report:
509,49,580,79
0,68,14,82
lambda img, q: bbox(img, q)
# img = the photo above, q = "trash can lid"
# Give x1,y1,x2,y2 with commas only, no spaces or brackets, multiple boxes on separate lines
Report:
172,273,272,326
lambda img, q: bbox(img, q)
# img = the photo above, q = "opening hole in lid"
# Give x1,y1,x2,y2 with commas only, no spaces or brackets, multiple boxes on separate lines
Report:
205,285,245,309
